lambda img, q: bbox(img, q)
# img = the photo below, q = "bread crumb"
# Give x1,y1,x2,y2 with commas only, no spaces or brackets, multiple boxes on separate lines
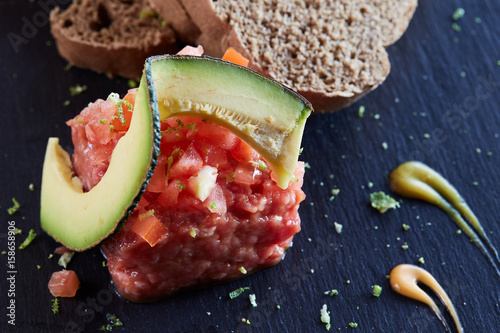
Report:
370,191,400,213
334,222,343,234
320,304,331,331
249,294,257,307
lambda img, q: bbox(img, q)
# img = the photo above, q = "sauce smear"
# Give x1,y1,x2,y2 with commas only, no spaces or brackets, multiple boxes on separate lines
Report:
389,161,500,276
390,264,463,333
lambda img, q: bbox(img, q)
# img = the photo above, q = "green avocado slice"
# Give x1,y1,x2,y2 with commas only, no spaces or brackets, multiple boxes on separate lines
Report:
40,77,161,251
40,55,311,251
145,55,312,189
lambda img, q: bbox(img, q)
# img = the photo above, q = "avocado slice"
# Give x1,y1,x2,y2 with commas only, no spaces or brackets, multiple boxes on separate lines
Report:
40,55,311,251
40,77,161,251
145,55,312,189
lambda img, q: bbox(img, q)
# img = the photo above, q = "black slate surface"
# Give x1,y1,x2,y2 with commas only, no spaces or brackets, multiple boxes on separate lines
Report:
1,0,500,332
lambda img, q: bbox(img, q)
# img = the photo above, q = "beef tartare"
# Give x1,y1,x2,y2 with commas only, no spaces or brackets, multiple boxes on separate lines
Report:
67,90,306,302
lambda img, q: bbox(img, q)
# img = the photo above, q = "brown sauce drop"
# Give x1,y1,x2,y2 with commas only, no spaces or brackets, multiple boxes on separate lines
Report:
389,161,500,276
390,264,463,333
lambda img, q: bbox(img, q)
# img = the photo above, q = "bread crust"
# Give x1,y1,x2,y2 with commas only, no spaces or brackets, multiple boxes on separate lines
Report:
50,1,178,79
156,0,417,113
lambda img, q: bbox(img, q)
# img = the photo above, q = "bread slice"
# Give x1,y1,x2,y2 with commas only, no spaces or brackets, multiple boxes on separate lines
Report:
50,0,179,79
151,0,417,112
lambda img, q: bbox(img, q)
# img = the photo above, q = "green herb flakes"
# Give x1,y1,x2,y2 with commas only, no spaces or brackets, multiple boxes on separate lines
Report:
100,313,123,332
7,197,21,215
127,79,138,88
239,266,247,274
324,289,338,297
452,23,461,32
19,229,37,249
51,298,60,314
358,105,365,118
69,84,87,96
175,180,186,190
402,223,410,231
107,92,133,126
418,257,425,265
349,322,358,328
452,8,465,21
63,100,70,107
229,287,250,299
226,171,235,183
370,191,400,213
139,9,159,20
372,285,382,297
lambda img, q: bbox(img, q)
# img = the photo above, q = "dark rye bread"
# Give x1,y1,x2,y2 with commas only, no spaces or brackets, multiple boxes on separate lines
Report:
151,0,418,112
50,0,178,79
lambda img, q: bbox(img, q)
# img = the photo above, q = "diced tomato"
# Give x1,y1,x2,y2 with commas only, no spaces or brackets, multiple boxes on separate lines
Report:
291,161,305,189
110,91,135,132
137,195,150,210
234,162,258,185
48,270,80,297
147,155,168,193
222,47,250,67
131,210,168,247
197,123,239,150
203,184,227,214
161,126,186,144
177,45,204,56
194,141,228,168
54,246,72,255
169,145,203,179
156,180,184,207
231,140,254,162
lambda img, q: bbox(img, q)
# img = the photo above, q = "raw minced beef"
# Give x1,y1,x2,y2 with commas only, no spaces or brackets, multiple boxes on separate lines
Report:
68,92,305,302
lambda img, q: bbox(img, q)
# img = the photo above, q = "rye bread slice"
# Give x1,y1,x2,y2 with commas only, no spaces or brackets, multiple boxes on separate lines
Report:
50,0,178,79
152,0,417,112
